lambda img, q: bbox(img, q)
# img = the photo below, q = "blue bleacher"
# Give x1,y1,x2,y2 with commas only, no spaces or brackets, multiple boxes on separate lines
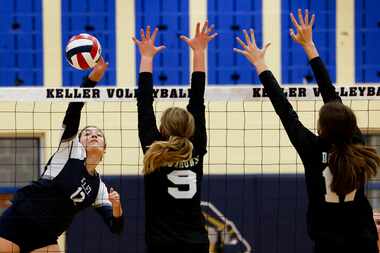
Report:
0,0,43,86
61,0,116,86
0,52,14,68
208,0,262,85
356,0,380,83
281,0,336,84
0,70,14,85
135,0,189,86
0,1,13,13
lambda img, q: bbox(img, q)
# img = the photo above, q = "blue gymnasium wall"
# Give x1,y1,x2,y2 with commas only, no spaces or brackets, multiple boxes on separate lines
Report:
61,0,116,86
135,0,190,86
355,0,380,83
1,0,380,86
281,0,336,84
66,175,312,253
207,0,262,85
0,0,43,86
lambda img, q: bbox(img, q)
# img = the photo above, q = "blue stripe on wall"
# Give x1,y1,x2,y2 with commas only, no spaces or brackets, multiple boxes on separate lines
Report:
61,0,116,86
355,0,380,83
135,0,189,86
281,0,336,84
208,0,262,85
0,0,43,86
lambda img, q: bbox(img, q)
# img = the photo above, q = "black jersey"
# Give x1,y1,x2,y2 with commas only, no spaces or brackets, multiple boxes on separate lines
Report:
10,77,123,237
258,57,378,244
137,72,209,245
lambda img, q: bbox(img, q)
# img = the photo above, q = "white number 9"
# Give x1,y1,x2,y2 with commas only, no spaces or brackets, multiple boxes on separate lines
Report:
167,170,197,199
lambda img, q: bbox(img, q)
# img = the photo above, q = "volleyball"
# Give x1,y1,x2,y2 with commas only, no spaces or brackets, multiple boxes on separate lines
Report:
65,33,102,70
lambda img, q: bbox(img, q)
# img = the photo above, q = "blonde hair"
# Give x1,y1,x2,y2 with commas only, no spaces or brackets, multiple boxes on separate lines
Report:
143,107,195,174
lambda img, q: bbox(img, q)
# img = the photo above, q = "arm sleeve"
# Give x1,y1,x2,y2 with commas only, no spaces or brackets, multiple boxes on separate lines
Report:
259,70,318,158
136,72,161,153
41,77,96,178
309,57,341,103
61,76,97,142
309,57,364,143
187,72,207,156
93,181,124,234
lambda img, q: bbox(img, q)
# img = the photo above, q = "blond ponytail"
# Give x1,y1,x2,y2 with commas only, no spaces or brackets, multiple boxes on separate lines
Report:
143,136,193,174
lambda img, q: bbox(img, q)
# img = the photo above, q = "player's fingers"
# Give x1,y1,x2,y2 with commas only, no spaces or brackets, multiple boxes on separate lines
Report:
236,36,247,49
146,25,151,39
151,27,159,42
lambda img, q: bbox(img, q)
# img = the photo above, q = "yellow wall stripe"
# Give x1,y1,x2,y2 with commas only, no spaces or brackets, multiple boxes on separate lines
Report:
43,0,62,87
116,0,136,87
189,0,207,76
336,0,355,84
262,0,282,82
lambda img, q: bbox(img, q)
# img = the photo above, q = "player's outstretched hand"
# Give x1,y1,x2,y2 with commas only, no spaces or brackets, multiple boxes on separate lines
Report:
180,21,217,52
289,9,315,47
133,26,166,59
233,29,270,74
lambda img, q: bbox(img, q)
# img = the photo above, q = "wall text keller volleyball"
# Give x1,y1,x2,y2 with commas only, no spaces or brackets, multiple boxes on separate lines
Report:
46,88,191,98
251,86,380,98
46,86,380,99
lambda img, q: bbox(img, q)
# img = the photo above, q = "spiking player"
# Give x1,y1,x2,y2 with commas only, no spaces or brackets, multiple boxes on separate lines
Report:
0,58,124,253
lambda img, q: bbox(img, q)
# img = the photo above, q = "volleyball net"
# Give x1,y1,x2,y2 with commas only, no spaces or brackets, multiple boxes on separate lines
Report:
0,85,379,252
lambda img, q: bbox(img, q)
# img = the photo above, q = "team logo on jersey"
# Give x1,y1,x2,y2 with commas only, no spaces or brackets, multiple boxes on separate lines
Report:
201,201,252,253
70,178,92,205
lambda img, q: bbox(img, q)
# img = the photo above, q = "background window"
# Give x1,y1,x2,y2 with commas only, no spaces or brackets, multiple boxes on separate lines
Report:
0,137,40,188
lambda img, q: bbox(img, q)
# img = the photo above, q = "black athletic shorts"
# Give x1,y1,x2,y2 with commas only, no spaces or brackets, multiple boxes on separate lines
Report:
146,243,209,253
0,206,58,253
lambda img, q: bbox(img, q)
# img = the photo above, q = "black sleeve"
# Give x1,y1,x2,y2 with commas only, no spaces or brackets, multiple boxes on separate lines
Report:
61,77,97,142
95,205,124,234
187,72,207,156
309,57,341,103
309,57,364,144
259,70,318,158
136,72,161,153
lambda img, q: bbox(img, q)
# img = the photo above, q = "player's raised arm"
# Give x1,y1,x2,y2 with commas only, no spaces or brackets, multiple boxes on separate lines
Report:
180,21,217,72
180,21,217,156
289,9,340,103
234,29,317,157
134,26,166,152
61,58,109,143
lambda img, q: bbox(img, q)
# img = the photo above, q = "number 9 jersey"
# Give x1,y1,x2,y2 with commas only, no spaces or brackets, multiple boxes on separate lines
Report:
137,71,209,246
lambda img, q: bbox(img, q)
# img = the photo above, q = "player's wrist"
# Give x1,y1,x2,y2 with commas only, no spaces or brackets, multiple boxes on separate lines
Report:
193,48,205,54
302,41,316,50
254,61,269,75
141,55,154,61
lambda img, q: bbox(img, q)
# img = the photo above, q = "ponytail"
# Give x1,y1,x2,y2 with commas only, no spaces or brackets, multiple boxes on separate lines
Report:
143,136,193,174
329,143,380,196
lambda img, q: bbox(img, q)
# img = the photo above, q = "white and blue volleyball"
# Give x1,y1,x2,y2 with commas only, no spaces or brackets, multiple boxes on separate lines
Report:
65,33,102,70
